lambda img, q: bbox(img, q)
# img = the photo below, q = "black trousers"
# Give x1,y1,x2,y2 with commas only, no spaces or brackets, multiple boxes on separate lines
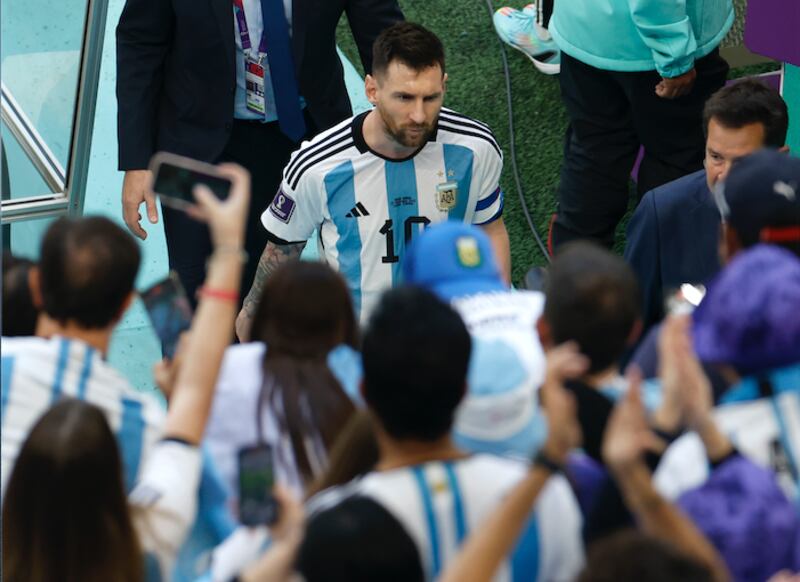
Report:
551,49,729,250
161,114,315,306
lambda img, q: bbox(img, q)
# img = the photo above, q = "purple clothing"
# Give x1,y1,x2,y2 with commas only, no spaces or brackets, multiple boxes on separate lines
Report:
677,455,800,581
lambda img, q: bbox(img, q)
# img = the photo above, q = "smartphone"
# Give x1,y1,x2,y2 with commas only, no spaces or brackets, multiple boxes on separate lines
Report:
149,152,232,211
665,283,707,316
140,272,193,359
238,444,279,526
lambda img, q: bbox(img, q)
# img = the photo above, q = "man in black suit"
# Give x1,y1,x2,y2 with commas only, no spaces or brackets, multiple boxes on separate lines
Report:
624,80,789,333
116,0,403,300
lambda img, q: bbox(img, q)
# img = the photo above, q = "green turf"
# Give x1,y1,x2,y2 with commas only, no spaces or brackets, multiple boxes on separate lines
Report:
336,1,777,285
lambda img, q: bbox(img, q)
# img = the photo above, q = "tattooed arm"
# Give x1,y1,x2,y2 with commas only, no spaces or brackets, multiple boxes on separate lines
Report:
235,241,306,341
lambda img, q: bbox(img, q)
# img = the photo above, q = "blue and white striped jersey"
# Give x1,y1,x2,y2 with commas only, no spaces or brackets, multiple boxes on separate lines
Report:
1,336,166,497
262,108,505,324
309,455,584,582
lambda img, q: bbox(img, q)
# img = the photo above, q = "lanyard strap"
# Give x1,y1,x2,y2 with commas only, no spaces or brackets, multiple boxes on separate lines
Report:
232,0,268,54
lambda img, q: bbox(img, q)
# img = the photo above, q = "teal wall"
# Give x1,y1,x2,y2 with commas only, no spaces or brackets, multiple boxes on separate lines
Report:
785,64,800,154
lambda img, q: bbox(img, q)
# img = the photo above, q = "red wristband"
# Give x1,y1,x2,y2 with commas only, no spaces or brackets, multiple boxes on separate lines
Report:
198,287,239,303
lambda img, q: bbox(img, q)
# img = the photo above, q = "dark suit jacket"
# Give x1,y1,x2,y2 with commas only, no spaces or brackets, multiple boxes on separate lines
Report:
116,0,403,170
624,169,722,330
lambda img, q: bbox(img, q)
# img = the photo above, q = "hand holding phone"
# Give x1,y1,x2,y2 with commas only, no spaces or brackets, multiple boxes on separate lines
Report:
149,152,233,211
141,272,194,360
239,444,280,526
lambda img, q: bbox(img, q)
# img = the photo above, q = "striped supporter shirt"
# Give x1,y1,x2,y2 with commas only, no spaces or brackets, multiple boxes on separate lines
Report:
0,335,166,496
309,455,585,582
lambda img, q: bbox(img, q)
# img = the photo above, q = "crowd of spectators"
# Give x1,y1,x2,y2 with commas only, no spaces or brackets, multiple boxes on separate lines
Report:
2,13,799,582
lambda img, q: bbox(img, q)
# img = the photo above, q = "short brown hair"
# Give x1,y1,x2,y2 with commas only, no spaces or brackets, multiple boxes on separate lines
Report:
544,241,640,373
703,79,789,148
372,22,445,77
39,216,140,329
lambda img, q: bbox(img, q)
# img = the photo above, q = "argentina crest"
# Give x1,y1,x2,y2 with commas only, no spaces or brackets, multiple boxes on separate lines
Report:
435,180,458,212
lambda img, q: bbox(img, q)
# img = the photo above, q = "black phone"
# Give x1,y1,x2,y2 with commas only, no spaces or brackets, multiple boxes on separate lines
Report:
140,272,194,360
149,152,232,210
238,444,279,526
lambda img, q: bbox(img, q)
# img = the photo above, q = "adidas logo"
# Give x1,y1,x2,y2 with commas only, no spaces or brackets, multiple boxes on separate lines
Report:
345,202,370,218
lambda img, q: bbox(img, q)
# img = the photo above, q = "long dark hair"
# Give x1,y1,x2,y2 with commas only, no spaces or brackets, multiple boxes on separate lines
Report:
306,410,380,498
250,262,358,487
2,399,143,582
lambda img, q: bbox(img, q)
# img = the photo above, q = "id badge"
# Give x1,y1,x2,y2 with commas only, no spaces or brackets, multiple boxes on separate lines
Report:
245,56,266,115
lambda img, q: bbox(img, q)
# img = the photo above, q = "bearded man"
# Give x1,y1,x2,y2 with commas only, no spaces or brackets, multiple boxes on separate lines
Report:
236,22,510,335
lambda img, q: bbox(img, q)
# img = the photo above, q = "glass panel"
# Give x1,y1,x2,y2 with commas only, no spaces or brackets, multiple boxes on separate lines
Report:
2,214,56,259
1,122,53,201
0,0,88,172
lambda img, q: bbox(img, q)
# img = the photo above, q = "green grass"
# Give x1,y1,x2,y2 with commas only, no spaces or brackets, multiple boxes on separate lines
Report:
336,1,778,285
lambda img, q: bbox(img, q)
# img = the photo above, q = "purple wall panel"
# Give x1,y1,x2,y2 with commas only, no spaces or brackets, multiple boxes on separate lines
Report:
744,0,800,66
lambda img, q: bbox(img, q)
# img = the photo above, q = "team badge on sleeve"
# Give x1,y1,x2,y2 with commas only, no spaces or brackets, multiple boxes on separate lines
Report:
435,181,458,211
269,191,297,224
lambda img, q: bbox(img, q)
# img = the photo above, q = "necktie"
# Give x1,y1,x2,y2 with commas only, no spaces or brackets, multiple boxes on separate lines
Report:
260,0,306,142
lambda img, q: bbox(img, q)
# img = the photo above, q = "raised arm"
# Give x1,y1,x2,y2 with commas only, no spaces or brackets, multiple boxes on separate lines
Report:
129,164,250,577
161,163,250,443
603,371,730,582
235,240,306,341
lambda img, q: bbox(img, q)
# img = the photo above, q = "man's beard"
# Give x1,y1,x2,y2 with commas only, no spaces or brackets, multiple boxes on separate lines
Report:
378,107,436,148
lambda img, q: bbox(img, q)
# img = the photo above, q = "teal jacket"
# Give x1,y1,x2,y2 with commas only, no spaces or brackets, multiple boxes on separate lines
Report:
550,0,734,78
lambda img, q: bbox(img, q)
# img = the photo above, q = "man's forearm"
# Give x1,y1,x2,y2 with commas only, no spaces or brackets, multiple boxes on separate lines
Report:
612,462,730,582
480,218,511,284
241,241,306,318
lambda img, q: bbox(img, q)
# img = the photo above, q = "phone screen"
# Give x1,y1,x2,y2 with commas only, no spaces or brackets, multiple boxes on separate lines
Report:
238,444,278,526
140,273,194,359
152,161,232,207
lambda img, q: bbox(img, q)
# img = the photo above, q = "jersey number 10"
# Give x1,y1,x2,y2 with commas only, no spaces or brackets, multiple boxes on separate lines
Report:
380,216,431,264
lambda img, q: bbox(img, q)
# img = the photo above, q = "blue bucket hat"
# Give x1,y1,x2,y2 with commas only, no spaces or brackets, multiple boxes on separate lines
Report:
692,244,800,375
403,221,505,301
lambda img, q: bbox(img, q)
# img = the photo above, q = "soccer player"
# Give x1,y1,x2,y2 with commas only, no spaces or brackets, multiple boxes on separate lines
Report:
237,22,510,335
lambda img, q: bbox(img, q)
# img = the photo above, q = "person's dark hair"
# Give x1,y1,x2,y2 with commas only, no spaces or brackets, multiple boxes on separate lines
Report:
2,399,143,582
544,242,640,373
703,79,789,148
577,530,713,582
296,496,424,582
2,252,39,336
38,216,140,329
362,286,470,442
372,22,446,77
306,411,379,498
251,262,358,486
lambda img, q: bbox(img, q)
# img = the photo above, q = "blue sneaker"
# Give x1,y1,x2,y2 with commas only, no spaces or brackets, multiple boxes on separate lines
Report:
493,4,560,75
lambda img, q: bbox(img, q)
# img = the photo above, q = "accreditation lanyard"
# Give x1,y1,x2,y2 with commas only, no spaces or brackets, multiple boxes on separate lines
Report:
233,0,269,115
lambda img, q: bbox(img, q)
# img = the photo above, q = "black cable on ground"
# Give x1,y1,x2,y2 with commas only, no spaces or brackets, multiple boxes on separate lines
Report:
482,0,552,263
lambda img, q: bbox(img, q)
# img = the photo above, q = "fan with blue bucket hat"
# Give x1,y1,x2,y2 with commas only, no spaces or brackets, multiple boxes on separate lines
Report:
404,221,549,460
